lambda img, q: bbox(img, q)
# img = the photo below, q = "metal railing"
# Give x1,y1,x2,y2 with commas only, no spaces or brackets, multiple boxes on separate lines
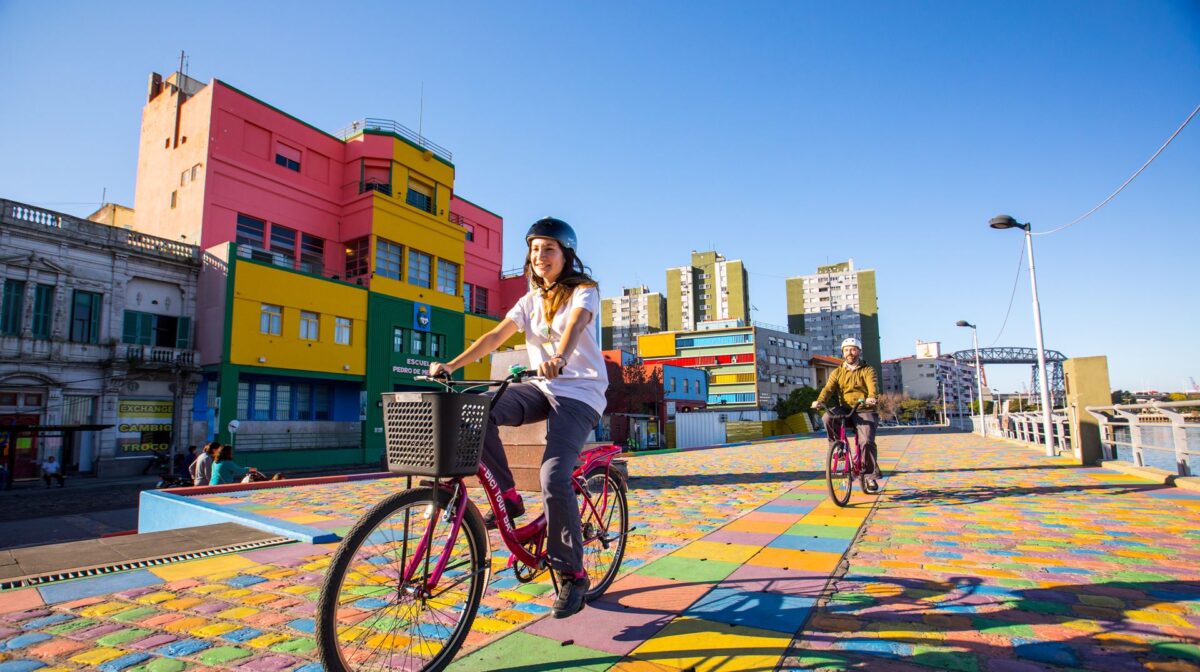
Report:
124,344,196,367
1086,400,1199,476
230,432,362,452
2,199,198,263
983,412,1073,455
333,117,453,163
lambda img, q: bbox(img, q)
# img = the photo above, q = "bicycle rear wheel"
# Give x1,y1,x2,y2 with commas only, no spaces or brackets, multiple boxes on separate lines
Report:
825,441,853,507
317,487,489,672
577,469,628,600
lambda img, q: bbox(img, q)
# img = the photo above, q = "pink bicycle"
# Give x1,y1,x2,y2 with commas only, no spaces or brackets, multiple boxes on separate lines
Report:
316,369,629,671
820,400,876,507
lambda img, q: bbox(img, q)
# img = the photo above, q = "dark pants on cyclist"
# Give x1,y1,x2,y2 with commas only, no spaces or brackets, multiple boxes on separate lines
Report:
823,409,881,478
482,383,600,577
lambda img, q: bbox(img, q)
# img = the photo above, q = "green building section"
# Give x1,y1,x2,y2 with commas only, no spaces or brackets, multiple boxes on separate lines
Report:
363,292,465,460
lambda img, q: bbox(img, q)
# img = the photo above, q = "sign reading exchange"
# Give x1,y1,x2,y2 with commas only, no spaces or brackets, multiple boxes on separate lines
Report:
117,398,173,455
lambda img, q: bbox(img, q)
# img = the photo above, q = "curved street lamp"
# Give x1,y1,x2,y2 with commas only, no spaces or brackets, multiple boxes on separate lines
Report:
989,215,1055,457
955,320,987,438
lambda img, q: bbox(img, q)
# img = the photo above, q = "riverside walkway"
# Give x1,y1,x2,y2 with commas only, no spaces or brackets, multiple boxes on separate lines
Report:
1,429,1197,671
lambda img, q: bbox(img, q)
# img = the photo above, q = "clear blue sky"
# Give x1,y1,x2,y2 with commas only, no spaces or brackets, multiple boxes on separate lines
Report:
2,1,1197,393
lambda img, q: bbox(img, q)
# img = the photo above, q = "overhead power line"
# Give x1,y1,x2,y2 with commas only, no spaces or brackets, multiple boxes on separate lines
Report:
1036,103,1199,237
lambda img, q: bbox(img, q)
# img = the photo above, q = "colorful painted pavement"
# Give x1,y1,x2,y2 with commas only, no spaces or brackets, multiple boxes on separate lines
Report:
0,431,867,671
784,432,1200,672
3,430,1199,671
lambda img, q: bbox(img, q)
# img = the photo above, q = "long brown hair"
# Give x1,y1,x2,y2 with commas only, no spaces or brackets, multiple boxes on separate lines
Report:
524,245,597,322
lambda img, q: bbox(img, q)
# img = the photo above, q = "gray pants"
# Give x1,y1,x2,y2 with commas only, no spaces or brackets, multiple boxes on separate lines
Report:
823,409,880,477
482,383,600,575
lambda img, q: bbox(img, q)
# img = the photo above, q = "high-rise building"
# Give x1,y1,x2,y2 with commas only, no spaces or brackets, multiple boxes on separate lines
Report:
785,259,880,367
600,286,666,352
666,251,750,332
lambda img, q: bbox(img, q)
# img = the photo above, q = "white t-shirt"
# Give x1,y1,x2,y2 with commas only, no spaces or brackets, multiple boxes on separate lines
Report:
41,460,60,475
506,284,609,415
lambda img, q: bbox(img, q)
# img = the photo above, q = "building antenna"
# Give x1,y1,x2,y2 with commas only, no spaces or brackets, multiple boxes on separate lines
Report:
418,82,425,147
100,187,106,208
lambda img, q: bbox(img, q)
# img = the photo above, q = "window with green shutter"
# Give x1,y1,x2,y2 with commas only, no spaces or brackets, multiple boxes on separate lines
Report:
1,280,25,336
32,285,54,339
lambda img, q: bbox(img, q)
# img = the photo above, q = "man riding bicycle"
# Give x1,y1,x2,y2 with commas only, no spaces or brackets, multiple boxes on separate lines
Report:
812,337,882,492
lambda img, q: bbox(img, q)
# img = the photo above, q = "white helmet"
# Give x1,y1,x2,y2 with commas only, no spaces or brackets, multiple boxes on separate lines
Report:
841,337,863,351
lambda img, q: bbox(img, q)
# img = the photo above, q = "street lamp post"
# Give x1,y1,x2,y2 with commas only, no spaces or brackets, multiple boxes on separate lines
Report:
955,320,987,437
989,215,1055,457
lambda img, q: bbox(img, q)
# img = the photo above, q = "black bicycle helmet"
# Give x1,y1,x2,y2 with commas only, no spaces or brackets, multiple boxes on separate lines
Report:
525,216,577,252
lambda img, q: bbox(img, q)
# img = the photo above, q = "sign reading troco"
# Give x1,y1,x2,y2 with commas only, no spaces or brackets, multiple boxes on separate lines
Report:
116,399,173,455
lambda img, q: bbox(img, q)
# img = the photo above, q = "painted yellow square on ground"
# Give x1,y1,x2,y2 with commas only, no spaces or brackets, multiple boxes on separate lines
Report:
79,601,136,618
671,541,761,564
162,616,208,633
69,647,125,665
247,632,293,648
629,617,792,672
161,596,204,610
241,593,280,606
470,617,517,633
748,547,841,572
195,623,242,637
217,607,260,620
720,518,792,535
214,589,254,600
283,513,335,524
610,658,683,671
496,591,535,603
797,514,862,528
150,555,258,581
133,591,178,605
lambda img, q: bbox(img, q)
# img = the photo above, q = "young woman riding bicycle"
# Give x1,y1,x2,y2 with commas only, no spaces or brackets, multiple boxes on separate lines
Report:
428,216,607,619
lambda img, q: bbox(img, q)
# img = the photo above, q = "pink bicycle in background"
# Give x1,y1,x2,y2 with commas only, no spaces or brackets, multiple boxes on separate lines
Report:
316,368,629,672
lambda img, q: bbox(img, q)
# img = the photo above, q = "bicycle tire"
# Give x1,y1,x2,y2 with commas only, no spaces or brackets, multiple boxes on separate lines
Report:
316,487,489,672
578,469,629,600
825,441,853,507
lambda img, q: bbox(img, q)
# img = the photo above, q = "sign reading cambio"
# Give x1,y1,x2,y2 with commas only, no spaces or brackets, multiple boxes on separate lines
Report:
117,399,173,456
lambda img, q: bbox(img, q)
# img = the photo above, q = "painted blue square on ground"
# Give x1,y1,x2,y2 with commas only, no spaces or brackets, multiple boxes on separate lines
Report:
225,574,268,588
221,628,263,642
98,652,152,672
768,535,850,554
157,639,211,657
0,661,47,672
288,618,315,634
37,569,162,605
683,587,814,633
511,602,552,615
2,633,52,652
20,614,74,630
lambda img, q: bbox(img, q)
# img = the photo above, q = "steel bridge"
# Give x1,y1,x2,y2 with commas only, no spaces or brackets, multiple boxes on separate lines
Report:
951,346,1067,399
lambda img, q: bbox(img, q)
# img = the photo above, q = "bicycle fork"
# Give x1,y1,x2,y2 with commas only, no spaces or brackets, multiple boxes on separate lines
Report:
402,482,470,595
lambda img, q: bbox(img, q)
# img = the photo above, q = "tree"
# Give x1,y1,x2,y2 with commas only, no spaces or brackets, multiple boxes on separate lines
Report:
968,400,995,414
1167,392,1188,402
876,392,905,422
774,386,819,418
1111,389,1134,405
899,398,932,423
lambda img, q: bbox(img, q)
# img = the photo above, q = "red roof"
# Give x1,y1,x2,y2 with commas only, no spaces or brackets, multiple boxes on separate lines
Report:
809,355,843,366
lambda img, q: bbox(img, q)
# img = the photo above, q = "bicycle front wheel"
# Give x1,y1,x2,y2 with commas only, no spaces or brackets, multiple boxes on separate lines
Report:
825,441,853,507
316,487,489,672
577,469,629,600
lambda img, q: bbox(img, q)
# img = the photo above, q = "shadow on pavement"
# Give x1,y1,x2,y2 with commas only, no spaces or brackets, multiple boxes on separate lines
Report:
876,481,1173,508
794,575,1200,670
627,470,823,490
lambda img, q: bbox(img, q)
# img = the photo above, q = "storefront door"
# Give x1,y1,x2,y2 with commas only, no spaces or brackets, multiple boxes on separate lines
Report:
1,414,40,479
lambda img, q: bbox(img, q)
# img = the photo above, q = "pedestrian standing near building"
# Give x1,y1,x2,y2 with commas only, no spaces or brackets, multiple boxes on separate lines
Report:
190,441,218,486
41,454,65,488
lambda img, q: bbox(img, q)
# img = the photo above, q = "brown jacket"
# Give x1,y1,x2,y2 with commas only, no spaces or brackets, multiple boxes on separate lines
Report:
816,362,878,407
